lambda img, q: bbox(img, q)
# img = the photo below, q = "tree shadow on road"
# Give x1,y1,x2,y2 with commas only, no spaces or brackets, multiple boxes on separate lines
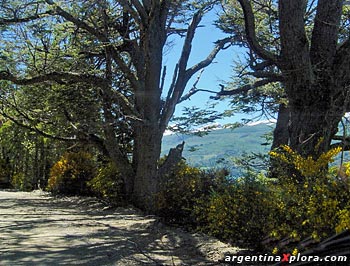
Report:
0,191,236,266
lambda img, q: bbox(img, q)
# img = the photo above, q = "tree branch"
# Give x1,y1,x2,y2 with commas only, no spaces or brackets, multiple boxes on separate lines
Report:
237,0,279,63
0,111,76,142
185,37,233,79
160,16,234,133
310,0,343,67
159,11,203,133
245,70,284,80
213,78,281,99
0,10,54,25
333,38,350,86
178,68,218,103
44,0,141,91
278,0,313,76
331,135,350,151
0,70,108,87
118,0,147,24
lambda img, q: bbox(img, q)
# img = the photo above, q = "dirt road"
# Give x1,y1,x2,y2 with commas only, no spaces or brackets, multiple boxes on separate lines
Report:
0,190,238,266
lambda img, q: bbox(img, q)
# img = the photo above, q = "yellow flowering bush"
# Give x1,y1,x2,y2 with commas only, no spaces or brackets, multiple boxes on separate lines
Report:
194,173,276,247
47,151,96,195
269,145,341,178
336,207,350,233
156,160,229,227
269,145,350,245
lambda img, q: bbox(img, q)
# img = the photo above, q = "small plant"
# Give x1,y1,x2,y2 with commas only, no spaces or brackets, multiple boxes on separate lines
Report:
47,151,96,195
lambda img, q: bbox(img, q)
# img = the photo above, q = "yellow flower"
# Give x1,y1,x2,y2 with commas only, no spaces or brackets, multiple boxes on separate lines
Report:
272,247,278,254
292,248,298,256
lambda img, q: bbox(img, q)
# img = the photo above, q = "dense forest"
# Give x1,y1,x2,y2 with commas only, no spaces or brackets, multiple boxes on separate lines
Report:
1,0,350,256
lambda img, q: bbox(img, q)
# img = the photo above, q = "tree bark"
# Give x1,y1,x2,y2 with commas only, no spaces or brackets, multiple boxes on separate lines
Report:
277,0,345,158
132,124,162,211
272,104,290,149
131,3,167,211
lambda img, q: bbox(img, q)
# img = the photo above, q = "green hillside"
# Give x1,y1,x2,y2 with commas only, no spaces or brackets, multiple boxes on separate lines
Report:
162,123,273,170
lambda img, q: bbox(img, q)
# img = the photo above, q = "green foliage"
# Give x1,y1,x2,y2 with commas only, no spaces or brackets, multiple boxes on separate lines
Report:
194,172,275,248
153,145,349,251
267,145,350,252
47,151,96,195
11,172,32,191
169,103,228,136
156,160,229,227
88,161,125,205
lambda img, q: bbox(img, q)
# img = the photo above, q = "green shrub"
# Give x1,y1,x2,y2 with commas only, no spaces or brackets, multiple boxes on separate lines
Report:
156,160,229,228
268,145,350,252
47,151,96,195
11,172,33,191
194,172,276,248
88,161,125,205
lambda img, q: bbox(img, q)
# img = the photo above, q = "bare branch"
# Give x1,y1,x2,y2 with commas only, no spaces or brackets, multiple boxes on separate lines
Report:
178,68,218,103
160,14,233,133
159,11,203,132
166,27,188,37
185,37,232,79
178,11,203,76
160,65,166,95
179,88,218,103
245,70,284,80
164,63,178,107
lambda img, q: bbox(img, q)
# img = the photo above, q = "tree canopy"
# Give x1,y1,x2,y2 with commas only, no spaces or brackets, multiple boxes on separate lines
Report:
216,0,350,161
0,0,233,211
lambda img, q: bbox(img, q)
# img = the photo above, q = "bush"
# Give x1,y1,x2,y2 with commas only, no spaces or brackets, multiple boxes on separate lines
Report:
194,172,276,248
268,145,350,251
156,160,229,228
11,172,33,191
190,145,350,250
47,151,96,195
88,161,125,205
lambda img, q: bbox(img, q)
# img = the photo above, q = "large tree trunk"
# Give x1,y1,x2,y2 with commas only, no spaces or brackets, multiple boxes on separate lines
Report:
132,124,162,211
131,4,167,211
277,0,344,158
272,104,290,149
288,104,343,157
284,75,345,158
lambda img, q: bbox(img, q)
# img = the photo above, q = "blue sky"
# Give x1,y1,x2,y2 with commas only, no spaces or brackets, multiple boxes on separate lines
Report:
163,9,248,124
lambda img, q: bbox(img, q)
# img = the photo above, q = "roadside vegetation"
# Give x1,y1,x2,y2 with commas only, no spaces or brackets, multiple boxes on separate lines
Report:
1,0,350,257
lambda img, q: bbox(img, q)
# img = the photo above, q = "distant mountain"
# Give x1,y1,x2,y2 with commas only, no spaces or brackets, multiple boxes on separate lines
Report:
161,123,274,171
